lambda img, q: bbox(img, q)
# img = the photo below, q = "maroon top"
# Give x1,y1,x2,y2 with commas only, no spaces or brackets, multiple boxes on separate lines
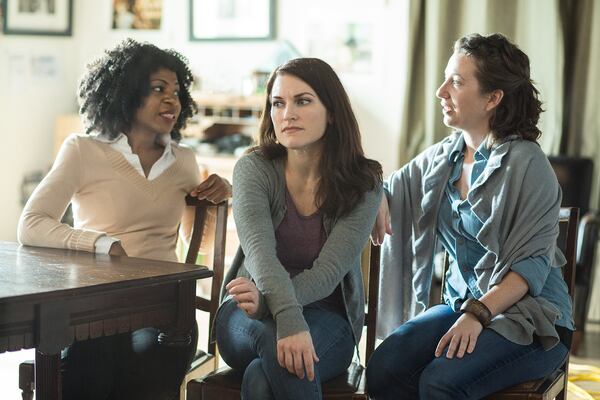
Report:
275,188,345,314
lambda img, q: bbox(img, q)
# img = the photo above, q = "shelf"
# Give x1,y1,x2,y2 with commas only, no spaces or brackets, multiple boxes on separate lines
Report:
183,93,264,143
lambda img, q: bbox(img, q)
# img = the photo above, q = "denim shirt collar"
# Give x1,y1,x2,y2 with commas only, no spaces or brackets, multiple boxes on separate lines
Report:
448,133,492,165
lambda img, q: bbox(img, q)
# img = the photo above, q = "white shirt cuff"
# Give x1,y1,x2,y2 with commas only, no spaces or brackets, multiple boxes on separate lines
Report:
95,235,120,254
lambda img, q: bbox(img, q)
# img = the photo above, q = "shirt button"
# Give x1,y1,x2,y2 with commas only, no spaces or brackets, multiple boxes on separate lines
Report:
453,211,459,218
457,238,464,245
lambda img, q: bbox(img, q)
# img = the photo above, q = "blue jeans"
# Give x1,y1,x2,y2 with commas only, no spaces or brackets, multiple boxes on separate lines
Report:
215,299,355,400
366,304,569,400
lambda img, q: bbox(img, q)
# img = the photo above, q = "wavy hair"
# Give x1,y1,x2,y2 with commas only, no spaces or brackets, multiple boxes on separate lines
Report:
454,33,543,142
78,38,197,141
256,58,382,219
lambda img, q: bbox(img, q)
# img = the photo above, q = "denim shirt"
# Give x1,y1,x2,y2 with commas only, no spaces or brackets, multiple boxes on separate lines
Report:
436,137,573,329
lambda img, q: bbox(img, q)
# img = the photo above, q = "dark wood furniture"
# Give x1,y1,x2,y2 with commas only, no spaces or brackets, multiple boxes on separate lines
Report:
549,156,600,354
0,240,212,400
187,244,381,400
180,198,229,395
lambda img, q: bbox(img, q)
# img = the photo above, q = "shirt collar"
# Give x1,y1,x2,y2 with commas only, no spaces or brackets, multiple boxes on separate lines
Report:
448,132,492,163
474,136,492,162
93,132,173,152
448,133,466,163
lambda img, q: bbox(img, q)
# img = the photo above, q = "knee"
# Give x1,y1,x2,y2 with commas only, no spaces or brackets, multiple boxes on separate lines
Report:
242,358,274,400
366,343,402,396
419,364,464,400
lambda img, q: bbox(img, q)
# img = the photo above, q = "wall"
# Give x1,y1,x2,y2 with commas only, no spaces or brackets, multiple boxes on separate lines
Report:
0,0,408,241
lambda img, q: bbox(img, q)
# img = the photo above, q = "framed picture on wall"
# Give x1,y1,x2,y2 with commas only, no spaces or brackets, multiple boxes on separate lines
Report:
112,0,163,30
1,0,73,36
189,0,275,41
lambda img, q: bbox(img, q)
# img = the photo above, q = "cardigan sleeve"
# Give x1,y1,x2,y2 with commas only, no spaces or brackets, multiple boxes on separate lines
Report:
232,154,308,339
17,135,104,252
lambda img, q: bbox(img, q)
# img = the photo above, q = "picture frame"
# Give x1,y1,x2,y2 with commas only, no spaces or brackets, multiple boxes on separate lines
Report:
2,0,73,36
112,0,163,30
189,0,275,41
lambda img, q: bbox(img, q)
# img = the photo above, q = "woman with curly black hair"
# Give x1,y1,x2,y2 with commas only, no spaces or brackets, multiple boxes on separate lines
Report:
18,39,231,399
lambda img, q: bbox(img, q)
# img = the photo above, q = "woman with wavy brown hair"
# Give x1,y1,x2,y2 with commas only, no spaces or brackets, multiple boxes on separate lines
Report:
367,33,572,400
214,57,382,399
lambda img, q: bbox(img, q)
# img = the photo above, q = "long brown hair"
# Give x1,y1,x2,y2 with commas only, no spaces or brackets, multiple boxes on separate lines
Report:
454,33,543,142
256,58,382,219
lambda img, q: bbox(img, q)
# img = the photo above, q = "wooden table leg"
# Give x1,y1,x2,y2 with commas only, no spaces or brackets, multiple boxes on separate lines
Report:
35,349,61,400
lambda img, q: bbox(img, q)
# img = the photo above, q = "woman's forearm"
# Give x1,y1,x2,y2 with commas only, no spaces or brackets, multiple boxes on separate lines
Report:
479,271,529,317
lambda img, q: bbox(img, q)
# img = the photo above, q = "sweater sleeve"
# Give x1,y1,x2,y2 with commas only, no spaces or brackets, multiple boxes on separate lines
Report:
17,135,104,252
232,155,308,339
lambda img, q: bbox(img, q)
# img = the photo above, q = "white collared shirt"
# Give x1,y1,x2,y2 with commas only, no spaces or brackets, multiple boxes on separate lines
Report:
93,132,176,180
91,132,177,253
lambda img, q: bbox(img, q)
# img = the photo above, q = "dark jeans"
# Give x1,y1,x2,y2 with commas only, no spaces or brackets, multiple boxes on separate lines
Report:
215,299,355,400
62,326,197,400
366,304,569,400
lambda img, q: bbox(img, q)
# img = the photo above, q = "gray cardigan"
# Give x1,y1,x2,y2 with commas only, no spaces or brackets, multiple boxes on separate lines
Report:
379,132,568,350
225,151,382,344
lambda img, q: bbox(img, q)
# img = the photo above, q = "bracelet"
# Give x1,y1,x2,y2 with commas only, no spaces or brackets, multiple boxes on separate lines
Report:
460,298,492,327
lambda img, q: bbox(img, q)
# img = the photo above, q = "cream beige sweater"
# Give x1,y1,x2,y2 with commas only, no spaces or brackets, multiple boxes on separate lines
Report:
18,134,200,262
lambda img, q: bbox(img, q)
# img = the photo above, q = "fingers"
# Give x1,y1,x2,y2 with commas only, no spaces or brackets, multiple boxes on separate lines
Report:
277,343,285,370
232,292,256,303
466,334,478,354
280,346,297,378
371,196,392,245
446,334,462,359
236,301,258,315
227,278,259,315
225,277,251,291
303,349,314,381
435,333,450,358
293,351,305,379
277,334,319,381
456,335,469,358
191,174,231,203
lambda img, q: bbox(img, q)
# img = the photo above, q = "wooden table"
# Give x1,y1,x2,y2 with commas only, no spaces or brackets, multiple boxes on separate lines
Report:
0,241,212,400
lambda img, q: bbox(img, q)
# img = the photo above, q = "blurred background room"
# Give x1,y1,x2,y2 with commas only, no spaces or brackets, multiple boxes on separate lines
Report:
1,0,599,398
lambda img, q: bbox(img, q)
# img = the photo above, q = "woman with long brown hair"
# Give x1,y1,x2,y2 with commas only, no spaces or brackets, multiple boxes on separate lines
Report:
214,57,382,399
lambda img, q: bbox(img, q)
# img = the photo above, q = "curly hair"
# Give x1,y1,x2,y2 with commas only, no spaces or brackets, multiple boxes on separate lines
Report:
78,38,197,141
256,58,382,220
454,33,543,142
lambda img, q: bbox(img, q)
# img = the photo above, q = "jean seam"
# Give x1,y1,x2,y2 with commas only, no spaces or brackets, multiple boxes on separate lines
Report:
463,343,550,393
314,324,352,360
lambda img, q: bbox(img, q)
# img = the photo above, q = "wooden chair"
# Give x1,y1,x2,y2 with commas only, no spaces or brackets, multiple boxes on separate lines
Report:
186,244,382,400
549,156,600,354
179,197,229,397
18,196,228,400
439,207,579,400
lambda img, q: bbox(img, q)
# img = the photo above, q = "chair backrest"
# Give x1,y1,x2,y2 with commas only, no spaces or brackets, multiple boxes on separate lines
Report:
557,207,579,300
549,156,594,216
184,196,229,355
362,244,381,362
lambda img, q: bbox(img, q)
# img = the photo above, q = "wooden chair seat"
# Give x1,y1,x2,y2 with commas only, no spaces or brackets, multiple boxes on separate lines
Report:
485,370,565,400
188,361,367,400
